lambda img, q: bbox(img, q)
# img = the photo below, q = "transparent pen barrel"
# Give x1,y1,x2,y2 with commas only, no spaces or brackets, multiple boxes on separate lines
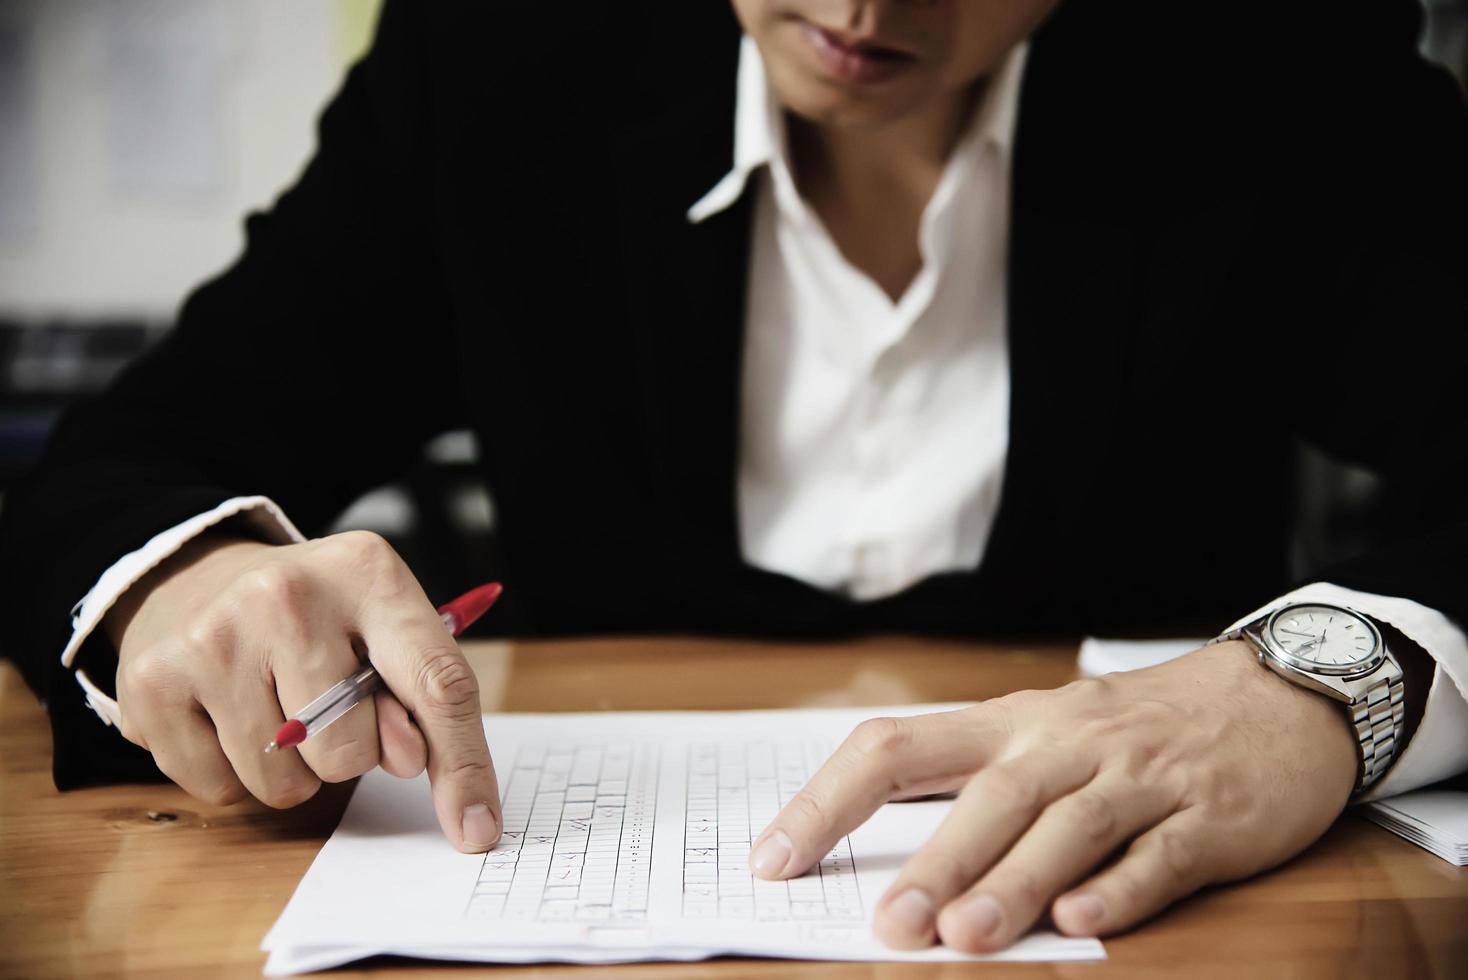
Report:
299,664,382,737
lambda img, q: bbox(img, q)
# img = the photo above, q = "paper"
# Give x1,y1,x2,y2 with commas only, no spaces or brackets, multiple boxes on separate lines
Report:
1362,790,1468,866
263,705,1105,974
1078,636,1207,677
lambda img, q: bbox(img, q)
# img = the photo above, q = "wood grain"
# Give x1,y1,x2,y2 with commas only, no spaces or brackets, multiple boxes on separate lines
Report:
2,637,1464,979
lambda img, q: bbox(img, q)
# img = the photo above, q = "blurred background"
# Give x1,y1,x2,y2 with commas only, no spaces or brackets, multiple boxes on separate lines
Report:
0,0,1466,607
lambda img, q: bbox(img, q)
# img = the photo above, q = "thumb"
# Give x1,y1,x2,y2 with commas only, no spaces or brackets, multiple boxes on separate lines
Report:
364,611,501,852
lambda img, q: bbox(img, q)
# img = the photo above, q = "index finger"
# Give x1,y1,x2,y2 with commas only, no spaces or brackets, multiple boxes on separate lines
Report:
360,603,502,854
749,709,1003,880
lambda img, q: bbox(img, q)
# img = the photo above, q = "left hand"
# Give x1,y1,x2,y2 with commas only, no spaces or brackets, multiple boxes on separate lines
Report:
747,641,1360,951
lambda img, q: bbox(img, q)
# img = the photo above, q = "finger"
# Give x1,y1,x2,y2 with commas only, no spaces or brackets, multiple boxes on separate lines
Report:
750,710,1003,881
375,688,428,778
138,703,250,807
116,654,248,806
931,774,1178,953
198,678,322,810
1050,808,1216,939
871,748,1097,950
360,603,501,853
273,642,381,784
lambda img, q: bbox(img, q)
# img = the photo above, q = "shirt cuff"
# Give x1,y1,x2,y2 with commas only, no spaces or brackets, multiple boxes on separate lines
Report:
60,495,305,729
1223,582,1468,801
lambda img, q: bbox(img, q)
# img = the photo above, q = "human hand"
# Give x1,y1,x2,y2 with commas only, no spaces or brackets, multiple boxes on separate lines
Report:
104,530,501,852
748,641,1358,950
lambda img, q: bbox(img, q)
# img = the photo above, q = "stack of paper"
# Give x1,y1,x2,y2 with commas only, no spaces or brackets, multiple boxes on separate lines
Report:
262,705,1106,975
1077,636,1207,677
1363,791,1468,866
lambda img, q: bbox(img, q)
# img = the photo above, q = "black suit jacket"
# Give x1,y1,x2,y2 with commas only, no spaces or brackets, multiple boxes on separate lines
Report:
3,1,1466,788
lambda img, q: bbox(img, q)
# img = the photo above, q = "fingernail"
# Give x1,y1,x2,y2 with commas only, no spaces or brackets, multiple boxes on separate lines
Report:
461,803,498,850
1056,892,1106,932
749,830,792,878
886,889,935,936
954,893,1003,938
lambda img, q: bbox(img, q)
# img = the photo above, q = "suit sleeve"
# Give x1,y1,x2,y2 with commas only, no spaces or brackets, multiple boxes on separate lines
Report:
0,0,464,787
1252,4,1468,790
1270,3,1468,609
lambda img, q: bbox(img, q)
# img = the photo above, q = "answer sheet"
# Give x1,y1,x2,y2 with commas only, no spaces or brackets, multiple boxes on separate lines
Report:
263,705,1105,974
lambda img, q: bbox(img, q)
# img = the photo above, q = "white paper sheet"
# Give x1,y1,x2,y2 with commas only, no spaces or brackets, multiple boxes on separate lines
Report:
263,705,1104,974
1362,789,1468,866
1077,636,1207,677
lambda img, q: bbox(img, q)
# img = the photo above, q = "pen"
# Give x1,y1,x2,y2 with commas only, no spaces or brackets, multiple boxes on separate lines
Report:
263,581,503,754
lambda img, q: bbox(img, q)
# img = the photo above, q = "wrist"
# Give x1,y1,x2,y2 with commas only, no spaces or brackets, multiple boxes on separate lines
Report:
1210,639,1361,797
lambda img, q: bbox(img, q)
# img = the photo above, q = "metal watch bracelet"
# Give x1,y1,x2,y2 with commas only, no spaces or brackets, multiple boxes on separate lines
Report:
1211,619,1405,793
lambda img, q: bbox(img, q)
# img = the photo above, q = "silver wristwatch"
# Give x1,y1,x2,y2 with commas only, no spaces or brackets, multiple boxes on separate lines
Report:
1216,602,1404,793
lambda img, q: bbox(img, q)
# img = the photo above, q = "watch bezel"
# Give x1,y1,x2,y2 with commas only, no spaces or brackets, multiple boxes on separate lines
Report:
1261,603,1385,678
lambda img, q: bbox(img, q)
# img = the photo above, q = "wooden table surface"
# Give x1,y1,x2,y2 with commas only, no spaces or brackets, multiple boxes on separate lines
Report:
2,636,1465,979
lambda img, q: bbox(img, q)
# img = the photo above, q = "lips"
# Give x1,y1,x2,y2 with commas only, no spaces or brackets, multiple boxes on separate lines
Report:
798,21,918,85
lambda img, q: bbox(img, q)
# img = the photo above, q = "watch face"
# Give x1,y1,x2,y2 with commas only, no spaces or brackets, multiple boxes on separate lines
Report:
1267,604,1380,674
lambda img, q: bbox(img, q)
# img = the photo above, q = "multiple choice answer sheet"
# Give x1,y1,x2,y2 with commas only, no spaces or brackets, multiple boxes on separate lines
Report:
262,705,1105,974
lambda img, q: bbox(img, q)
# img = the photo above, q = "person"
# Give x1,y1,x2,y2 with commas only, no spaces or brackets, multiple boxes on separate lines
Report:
2,0,1466,954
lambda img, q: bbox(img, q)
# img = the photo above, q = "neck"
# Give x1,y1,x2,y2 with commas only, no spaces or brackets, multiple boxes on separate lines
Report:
786,84,981,214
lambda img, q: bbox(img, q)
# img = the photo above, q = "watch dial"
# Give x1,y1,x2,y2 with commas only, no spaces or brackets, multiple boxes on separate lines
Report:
1269,605,1377,669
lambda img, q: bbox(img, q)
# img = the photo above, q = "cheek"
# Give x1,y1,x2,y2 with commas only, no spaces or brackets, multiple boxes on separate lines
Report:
728,0,776,37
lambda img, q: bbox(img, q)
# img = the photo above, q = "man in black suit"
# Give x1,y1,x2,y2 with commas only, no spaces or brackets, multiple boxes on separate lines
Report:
3,0,1466,953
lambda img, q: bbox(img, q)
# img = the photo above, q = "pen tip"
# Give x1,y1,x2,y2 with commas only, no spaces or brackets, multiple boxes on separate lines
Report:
264,741,278,753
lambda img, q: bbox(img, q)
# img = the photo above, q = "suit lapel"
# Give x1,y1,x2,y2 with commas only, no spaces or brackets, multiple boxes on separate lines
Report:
610,39,752,563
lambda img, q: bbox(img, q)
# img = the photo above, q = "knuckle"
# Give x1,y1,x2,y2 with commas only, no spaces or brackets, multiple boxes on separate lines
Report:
786,789,833,833
979,764,1042,812
999,869,1046,913
1152,828,1200,886
311,740,381,784
415,648,480,715
196,778,248,807
181,612,234,658
1061,675,1110,703
117,713,147,748
442,756,495,783
1060,790,1118,845
152,753,243,806
261,775,322,810
329,530,401,575
121,648,181,698
230,568,313,637
849,716,909,761
1105,861,1148,914
237,565,304,605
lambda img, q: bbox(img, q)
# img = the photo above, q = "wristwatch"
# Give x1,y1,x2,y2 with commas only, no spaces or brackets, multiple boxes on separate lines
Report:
1216,602,1404,793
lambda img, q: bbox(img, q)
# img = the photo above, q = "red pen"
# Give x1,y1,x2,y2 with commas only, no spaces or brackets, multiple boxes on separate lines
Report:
263,582,503,753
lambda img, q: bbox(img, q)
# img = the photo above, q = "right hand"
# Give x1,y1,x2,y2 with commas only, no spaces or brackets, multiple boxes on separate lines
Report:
104,530,502,853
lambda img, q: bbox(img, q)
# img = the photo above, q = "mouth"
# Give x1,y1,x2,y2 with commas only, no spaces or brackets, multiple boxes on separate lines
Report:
796,20,919,85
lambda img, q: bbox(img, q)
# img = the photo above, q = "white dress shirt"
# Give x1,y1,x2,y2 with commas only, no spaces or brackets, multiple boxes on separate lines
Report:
58,37,1468,802
689,38,1023,600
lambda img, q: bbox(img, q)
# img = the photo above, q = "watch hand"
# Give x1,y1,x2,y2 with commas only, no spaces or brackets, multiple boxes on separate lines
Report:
1279,628,1316,638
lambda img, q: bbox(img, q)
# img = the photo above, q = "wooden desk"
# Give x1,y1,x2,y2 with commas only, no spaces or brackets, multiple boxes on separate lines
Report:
2,637,1465,978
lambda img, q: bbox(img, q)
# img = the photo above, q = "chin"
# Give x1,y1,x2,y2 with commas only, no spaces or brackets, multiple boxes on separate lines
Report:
772,74,928,129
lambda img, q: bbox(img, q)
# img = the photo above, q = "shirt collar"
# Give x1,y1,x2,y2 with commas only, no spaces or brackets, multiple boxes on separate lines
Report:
686,35,1030,225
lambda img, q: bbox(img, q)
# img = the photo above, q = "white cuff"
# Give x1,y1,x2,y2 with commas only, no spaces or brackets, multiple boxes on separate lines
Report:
1223,582,1468,801
61,495,305,729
